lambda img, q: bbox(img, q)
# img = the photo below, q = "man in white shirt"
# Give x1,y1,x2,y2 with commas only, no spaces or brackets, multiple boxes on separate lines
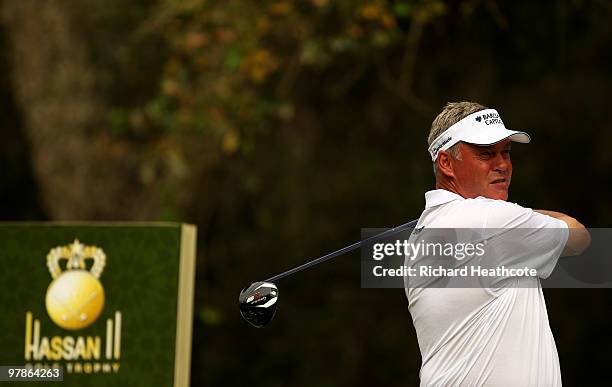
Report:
406,101,591,386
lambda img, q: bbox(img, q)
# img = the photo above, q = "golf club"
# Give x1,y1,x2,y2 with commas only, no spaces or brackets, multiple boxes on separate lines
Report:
239,218,419,328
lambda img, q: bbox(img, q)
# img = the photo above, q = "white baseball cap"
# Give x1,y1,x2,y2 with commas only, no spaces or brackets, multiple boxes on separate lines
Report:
428,108,531,162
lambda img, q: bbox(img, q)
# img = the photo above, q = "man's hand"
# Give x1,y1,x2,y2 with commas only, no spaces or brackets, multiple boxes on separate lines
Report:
534,210,591,257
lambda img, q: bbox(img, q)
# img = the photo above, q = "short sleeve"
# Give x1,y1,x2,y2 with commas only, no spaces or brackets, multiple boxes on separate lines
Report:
481,200,570,278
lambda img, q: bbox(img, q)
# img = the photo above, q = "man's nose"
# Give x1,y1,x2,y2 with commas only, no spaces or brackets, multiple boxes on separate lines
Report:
492,153,510,172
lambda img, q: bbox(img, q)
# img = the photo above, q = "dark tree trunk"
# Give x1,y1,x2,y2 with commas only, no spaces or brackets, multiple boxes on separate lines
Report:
0,0,160,219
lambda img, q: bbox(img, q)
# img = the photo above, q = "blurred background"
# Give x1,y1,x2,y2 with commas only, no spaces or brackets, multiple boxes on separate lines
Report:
1,0,611,385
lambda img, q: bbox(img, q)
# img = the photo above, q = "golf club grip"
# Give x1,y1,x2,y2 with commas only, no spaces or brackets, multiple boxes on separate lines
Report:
265,219,419,282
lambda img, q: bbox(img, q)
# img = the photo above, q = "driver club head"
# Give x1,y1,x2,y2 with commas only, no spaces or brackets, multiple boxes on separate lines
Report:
239,282,279,328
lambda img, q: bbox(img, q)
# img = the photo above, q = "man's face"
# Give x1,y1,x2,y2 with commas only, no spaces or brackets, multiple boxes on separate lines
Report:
449,140,513,200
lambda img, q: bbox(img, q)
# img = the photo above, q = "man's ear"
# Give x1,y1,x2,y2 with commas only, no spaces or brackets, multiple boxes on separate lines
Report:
437,151,455,178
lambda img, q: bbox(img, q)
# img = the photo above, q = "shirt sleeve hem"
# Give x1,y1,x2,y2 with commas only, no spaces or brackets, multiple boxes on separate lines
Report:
539,220,569,279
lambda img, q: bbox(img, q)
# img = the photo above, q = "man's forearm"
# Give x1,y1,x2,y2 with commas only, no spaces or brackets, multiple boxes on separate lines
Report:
534,209,591,256
535,210,581,228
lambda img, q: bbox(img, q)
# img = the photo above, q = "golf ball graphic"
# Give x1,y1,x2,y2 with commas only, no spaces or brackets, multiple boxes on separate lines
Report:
45,270,105,330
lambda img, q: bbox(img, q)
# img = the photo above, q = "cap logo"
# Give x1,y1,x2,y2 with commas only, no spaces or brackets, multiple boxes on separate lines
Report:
475,116,482,122
481,112,503,125
430,135,452,157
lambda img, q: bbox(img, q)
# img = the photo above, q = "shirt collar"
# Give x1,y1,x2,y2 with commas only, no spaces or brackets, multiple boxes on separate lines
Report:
425,189,465,208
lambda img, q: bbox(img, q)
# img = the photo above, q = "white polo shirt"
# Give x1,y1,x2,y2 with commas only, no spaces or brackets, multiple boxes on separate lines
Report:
406,189,569,387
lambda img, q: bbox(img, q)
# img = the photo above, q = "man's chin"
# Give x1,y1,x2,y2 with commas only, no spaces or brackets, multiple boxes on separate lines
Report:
484,187,509,201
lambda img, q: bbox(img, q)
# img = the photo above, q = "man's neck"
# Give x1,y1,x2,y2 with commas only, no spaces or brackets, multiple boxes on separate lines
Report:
436,180,466,198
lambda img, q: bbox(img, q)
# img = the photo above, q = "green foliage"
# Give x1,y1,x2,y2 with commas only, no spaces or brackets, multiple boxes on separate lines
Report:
99,0,455,149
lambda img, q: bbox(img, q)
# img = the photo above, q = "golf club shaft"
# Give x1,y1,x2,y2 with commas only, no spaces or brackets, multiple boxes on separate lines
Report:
265,219,419,282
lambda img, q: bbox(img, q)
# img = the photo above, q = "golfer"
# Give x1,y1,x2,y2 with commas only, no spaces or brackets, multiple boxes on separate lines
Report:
406,102,591,386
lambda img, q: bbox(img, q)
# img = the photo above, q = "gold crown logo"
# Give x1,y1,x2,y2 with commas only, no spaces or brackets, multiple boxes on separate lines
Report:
45,239,106,330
